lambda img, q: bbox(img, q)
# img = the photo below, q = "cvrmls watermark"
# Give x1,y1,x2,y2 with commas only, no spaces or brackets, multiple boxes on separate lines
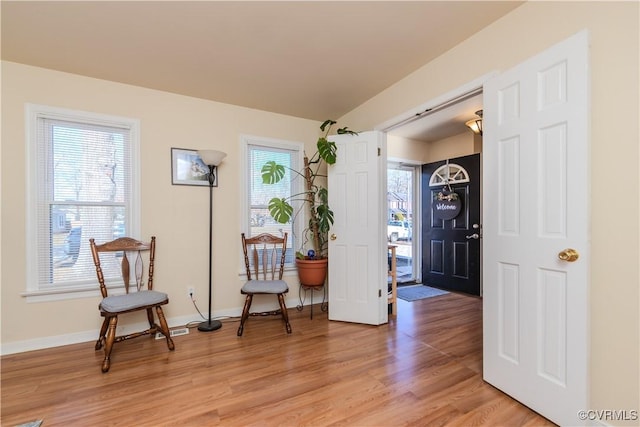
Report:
577,409,638,422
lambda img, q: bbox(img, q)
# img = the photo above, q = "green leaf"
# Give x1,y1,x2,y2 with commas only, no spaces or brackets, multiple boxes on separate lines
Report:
317,187,329,204
261,161,286,184
315,204,334,233
315,188,333,233
317,137,337,165
268,197,293,224
337,126,358,136
320,119,336,132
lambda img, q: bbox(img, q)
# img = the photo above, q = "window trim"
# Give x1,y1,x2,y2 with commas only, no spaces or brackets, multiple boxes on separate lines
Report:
239,134,304,277
24,104,140,302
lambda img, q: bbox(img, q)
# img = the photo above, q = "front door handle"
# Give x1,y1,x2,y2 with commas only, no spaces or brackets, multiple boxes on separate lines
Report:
465,233,480,240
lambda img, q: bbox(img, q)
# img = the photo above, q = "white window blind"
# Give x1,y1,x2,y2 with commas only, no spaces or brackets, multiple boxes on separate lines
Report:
243,136,303,268
26,104,139,296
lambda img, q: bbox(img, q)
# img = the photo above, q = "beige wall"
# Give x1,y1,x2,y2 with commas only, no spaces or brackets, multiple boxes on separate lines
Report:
426,132,477,163
387,135,430,163
342,1,640,420
1,61,320,349
387,131,477,164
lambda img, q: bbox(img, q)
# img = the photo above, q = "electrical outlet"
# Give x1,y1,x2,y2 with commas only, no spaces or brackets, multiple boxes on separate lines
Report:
187,286,195,299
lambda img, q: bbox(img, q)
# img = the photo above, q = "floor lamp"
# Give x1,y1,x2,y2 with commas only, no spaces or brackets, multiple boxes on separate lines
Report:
197,149,227,332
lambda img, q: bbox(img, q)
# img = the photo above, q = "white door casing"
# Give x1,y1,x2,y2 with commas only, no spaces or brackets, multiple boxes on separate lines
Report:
328,131,387,325
483,30,590,426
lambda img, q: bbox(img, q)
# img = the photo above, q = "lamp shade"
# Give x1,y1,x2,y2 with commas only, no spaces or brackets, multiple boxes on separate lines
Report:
465,110,483,135
465,118,483,135
198,149,227,166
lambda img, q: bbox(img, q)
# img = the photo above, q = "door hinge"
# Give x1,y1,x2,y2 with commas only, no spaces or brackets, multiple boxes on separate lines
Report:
379,289,382,297
378,147,381,156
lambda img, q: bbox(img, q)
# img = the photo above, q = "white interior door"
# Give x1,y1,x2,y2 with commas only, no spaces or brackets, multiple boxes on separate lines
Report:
483,30,590,426
328,131,387,325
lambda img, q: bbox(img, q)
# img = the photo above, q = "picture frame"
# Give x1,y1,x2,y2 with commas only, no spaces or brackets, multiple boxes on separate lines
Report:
171,148,216,186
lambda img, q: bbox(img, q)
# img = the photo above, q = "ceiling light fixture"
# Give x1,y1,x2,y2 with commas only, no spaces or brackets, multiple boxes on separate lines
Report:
465,110,483,135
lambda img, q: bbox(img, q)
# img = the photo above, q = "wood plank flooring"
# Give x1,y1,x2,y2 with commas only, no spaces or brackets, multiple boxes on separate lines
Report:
1,292,555,426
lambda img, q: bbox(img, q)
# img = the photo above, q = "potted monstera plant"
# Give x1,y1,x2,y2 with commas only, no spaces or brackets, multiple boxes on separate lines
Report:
261,119,357,286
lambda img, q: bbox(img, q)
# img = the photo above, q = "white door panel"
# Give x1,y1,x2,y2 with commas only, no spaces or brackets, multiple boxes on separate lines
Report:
328,131,387,325
483,30,589,426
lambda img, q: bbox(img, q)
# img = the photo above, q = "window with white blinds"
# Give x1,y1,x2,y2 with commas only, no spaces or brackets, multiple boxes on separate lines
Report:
26,104,140,297
242,135,304,268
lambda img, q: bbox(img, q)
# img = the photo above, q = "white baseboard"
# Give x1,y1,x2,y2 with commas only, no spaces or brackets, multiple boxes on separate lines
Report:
0,296,304,356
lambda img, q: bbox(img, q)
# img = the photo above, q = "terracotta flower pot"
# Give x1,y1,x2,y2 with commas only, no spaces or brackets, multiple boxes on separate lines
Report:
295,258,328,287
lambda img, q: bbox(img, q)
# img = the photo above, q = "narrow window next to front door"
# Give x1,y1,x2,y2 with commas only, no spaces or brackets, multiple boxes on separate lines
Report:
387,163,419,284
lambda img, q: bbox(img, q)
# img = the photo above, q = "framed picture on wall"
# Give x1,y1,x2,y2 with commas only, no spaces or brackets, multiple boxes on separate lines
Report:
171,148,213,186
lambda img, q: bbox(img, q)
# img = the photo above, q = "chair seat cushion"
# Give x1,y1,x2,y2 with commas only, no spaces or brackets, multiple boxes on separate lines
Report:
241,279,288,294
101,290,168,313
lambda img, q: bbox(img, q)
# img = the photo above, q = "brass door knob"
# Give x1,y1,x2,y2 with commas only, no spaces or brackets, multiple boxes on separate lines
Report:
330,233,337,241
558,248,579,262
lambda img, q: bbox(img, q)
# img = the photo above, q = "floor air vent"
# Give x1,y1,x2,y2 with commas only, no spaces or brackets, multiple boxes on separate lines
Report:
155,327,189,339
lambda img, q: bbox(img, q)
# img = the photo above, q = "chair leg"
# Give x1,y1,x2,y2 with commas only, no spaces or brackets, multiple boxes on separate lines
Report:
146,308,156,337
155,306,175,351
102,316,118,373
277,293,292,334
95,317,109,350
237,294,253,336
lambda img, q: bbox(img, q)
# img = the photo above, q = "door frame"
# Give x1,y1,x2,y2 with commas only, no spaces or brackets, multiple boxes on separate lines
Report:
376,71,496,288
375,71,498,134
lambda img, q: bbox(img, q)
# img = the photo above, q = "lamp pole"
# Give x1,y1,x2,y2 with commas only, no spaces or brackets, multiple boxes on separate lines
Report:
197,152,225,332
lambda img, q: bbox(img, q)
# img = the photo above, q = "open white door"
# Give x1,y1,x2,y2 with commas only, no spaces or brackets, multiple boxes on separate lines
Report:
483,30,590,425
328,131,387,325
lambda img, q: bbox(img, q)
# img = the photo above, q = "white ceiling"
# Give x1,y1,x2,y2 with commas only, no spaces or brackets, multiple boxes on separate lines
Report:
1,1,521,140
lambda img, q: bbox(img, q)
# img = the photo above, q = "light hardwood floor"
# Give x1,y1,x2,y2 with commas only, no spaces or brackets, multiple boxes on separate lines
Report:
1,292,555,426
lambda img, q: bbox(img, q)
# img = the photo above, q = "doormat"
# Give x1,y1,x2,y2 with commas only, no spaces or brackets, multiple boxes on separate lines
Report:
397,285,449,302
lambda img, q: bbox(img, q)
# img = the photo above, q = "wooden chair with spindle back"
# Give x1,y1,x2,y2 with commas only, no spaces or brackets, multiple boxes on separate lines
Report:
238,232,291,336
89,236,174,372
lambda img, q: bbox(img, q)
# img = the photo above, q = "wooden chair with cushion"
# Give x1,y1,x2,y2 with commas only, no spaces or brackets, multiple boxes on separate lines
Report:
89,236,174,372
238,232,291,336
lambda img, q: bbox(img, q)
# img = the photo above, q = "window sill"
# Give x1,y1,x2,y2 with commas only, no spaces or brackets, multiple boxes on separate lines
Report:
22,285,125,303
